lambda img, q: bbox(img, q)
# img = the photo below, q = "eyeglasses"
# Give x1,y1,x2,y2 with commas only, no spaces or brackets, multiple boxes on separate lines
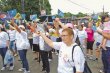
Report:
61,35,69,37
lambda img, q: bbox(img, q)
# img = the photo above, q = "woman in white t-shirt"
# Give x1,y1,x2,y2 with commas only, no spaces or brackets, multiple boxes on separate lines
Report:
77,25,87,49
10,19,30,73
7,25,17,56
0,25,10,70
37,28,85,73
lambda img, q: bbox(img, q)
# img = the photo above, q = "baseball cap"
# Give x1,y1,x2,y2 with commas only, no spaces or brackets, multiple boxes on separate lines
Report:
66,23,73,29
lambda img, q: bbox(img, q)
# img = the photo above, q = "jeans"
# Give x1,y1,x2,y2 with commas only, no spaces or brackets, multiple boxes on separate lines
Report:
9,40,15,50
102,47,110,73
18,49,29,71
0,47,7,67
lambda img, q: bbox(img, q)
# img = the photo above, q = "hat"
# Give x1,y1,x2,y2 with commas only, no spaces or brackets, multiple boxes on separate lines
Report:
66,23,73,29
18,25,25,29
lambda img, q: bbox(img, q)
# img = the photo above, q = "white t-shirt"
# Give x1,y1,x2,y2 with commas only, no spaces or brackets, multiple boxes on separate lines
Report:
0,31,9,48
77,30,87,45
39,32,50,51
15,31,28,50
39,36,44,51
33,33,39,44
7,30,16,41
95,32,103,43
53,42,85,73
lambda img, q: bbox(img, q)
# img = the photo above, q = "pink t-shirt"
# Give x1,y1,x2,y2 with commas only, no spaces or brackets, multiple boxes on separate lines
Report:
85,28,94,41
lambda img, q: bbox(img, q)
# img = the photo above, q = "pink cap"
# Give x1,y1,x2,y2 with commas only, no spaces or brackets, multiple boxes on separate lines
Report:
66,23,73,29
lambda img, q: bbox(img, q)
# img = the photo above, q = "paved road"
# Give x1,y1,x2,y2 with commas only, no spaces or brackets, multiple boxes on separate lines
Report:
0,48,102,73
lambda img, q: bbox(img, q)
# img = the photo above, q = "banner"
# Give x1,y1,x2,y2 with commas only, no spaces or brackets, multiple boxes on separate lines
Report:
14,13,22,19
0,14,7,19
41,10,46,16
30,14,37,20
52,16,56,19
58,9,64,17
7,9,17,18
21,14,26,19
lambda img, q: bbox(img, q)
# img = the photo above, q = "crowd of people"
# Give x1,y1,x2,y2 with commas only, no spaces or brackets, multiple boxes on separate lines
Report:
0,14,110,73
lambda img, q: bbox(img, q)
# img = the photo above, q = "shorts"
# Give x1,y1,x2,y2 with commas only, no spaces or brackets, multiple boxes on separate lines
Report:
87,41,94,50
9,40,15,50
33,44,39,52
96,42,101,47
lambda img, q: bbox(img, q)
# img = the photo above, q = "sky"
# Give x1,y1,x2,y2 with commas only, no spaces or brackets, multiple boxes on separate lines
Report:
49,0,110,15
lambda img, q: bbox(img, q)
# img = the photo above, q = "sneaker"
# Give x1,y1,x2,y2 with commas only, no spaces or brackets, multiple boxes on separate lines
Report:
99,70,104,73
18,68,25,71
48,59,52,62
14,53,18,57
44,71,50,73
1,67,6,71
9,66,14,71
24,70,30,73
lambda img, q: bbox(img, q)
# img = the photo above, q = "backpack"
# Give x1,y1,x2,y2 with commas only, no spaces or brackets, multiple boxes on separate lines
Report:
72,45,92,73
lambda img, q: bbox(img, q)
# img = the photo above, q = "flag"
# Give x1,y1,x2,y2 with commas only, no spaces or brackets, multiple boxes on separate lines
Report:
0,14,7,19
14,13,22,19
92,14,98,20
58,9,64,17
30,14,37,20
52,15,56,19
7,9,17,18
21,14,26,19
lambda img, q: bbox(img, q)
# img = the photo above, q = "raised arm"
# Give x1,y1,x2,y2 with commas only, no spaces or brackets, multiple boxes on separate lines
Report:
37,31,54,48
97,27,110,40
10,19,21,33
54,18,68,29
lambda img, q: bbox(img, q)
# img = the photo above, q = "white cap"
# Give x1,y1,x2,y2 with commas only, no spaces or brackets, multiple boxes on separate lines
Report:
18,25,25,29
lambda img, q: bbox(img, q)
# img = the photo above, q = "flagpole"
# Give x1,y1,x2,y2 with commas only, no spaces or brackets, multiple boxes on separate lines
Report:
21,0,24,13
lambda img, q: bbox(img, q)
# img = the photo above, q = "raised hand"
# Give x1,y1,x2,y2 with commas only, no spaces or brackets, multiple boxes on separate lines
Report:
10,18,15,26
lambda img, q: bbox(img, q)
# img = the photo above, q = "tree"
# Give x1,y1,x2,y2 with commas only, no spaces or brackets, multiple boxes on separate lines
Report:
0,0,51,20
76,12,87,17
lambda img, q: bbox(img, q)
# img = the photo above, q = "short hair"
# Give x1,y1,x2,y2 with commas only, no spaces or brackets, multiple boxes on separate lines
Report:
62,28,74,36
78,24,83,28
101,14,109,23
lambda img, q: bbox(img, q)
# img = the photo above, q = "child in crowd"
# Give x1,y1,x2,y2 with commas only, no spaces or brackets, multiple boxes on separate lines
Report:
100,15,110,50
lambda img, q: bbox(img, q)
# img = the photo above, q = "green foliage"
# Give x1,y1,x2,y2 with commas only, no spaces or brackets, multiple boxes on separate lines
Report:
55,12,87,18
0,0,51,20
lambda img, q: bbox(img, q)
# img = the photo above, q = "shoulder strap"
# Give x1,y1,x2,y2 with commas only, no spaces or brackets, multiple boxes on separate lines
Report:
72,45,78,62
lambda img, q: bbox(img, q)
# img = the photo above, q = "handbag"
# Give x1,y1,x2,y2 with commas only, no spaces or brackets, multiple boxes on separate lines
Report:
4,50,14,65
72,45,92,73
